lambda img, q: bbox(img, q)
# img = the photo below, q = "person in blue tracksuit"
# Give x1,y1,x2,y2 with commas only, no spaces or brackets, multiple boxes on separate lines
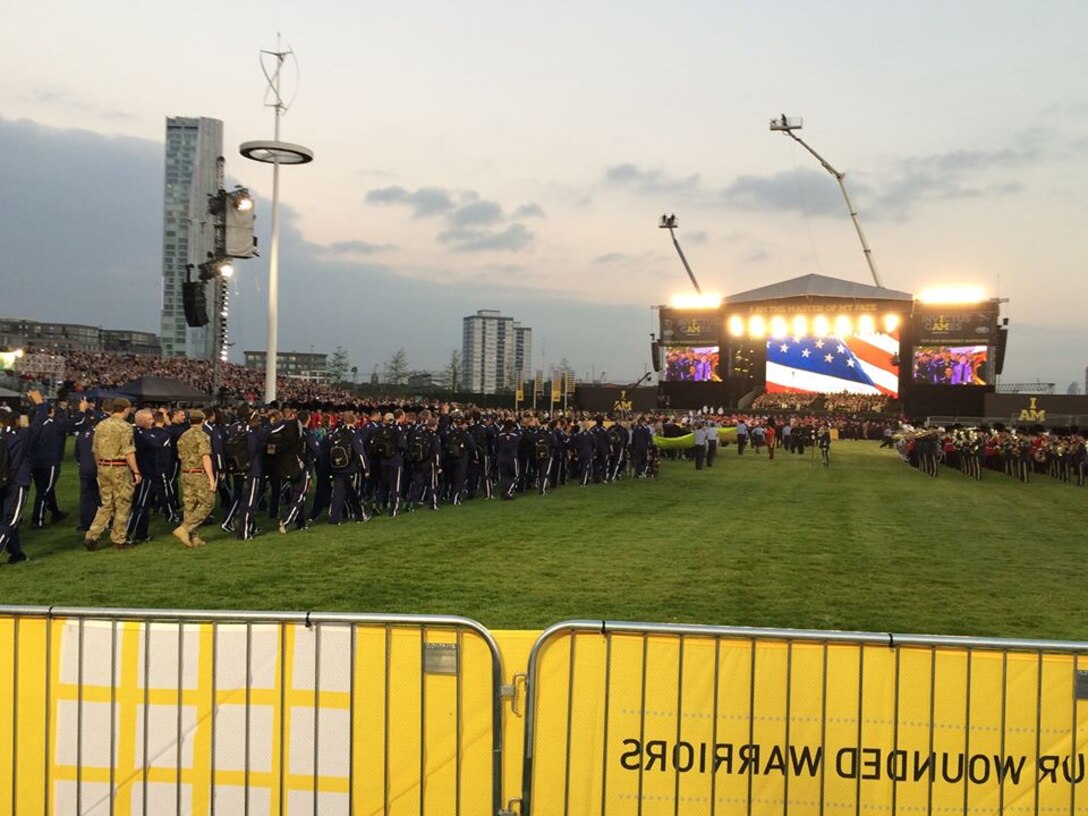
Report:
73,408,100,531
28,399,70,527
0,391,47,563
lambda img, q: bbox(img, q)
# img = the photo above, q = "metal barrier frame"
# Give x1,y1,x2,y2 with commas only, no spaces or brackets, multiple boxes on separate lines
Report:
0,605,507,816
519,620,1088,816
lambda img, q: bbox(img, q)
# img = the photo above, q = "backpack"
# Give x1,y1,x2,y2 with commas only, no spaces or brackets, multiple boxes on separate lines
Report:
534,434,551,462
0,435,12,490
408,431,430,463
471,424,488,451
329,426,354,471
224,431,251,476
368,425,397,459
445,430,466,459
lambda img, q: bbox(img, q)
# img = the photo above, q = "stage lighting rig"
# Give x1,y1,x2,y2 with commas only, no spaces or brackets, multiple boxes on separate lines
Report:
658,213,703,295
770,114,883,289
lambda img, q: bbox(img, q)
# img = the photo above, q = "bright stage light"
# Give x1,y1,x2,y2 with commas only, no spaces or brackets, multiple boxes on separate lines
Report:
748,315,767,339
770,315,788,339
728,315,745,337
918,285,985,305
883,313,900,333
833,315,853,337
857,314,875,335
670,292,723,310
812,314,830,337
791,315,808,337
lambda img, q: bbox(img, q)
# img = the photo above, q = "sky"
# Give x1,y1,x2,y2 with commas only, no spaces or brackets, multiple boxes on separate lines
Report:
2,1,1087,388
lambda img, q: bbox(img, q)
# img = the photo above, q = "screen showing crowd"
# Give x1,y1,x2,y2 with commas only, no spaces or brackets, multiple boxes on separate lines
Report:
912,345,988,386
664,346,721,382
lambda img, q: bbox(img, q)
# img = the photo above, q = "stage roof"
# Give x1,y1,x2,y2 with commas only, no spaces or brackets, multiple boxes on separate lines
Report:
728,273,913,304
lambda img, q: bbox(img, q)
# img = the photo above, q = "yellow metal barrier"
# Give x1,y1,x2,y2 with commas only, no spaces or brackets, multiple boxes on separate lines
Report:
520,621,1088,816
0,608,505,816
3,609,1087,815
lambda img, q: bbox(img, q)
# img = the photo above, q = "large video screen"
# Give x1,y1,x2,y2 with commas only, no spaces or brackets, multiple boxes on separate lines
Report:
765,332,900,398
664,346,720,382
912,345,989,386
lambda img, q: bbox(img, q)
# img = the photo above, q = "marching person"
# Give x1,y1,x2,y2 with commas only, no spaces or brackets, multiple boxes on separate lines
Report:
84,397,140,551
0,391,47,564
173,409,215,548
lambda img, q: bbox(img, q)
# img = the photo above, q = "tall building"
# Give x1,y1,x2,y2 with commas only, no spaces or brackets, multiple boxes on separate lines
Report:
160,117,223,359
461,309,532,394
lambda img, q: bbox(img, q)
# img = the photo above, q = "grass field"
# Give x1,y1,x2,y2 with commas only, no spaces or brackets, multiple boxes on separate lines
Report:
2,441,1086,641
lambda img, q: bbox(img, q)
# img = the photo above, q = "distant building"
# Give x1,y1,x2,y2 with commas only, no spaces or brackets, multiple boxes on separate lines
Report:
461,309,533,394
244,350,329,383
0,317,160,356
160,116,223,360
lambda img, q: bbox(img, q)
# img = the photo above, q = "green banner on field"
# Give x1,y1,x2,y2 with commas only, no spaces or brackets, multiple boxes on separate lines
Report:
653,426,736,449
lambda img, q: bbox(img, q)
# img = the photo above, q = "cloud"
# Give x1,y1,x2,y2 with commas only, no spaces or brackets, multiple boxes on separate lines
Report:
603,163,702,194
438,223,534,252
870,146,1038,218
721,168,847,216
23,86,136,122
686,231,708,244
447,199,504,227
593,252,626,265
365,185,455,217
513,203,546,219
323,240,396,255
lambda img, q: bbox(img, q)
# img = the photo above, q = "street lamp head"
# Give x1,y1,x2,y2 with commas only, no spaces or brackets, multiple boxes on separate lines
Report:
658,213,678,229
239,140,314,165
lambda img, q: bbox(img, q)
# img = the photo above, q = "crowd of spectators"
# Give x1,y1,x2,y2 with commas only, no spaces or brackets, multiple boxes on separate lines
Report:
751,392,820,411
822,393,890,414
61,351,358,405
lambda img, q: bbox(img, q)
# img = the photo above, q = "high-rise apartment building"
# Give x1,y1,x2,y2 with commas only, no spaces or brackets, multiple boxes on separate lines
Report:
461,309,532,394
160,116,223,359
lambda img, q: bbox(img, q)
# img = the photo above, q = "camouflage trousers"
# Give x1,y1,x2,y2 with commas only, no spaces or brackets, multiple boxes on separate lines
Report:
181,473,214,534
87,466,135,546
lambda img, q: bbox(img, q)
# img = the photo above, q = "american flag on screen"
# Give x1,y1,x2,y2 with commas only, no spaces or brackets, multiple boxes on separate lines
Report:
765,332,900,398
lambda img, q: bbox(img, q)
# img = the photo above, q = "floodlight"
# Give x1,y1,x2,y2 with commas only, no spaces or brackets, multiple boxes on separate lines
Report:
769,315,788,339
670,292,722,310
857,314,876,335
917,286,985,305
728,315,745,337
217,261,234,278
812,315,830,337
748,315,767,339
883,313,901,333
833,315,853,337
791,315,808,337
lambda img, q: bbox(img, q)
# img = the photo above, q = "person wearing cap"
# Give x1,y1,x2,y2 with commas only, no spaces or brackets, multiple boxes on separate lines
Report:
84,397,140,551
174,409,215,548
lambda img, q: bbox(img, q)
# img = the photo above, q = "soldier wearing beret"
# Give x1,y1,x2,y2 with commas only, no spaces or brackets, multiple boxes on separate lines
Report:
84,397,140,551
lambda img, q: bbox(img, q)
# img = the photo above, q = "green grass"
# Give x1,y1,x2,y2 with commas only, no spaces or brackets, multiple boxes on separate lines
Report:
2,443,1086,641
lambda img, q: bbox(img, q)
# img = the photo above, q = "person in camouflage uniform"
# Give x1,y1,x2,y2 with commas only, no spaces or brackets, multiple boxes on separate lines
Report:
174,409,215,548
84,397,140,551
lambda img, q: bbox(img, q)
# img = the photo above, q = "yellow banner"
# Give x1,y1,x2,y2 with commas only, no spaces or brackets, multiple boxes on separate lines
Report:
525,629,1088,816
2,613,1085,816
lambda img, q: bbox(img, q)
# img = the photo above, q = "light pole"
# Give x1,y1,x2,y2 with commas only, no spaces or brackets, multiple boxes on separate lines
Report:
658,214,703,294
769,114,883,288
240,38,313,404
